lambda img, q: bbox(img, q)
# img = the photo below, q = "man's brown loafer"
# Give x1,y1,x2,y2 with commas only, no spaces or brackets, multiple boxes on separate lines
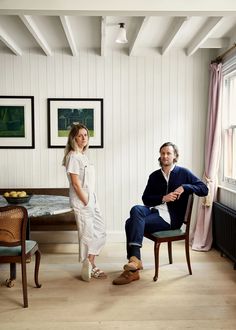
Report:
112,270,140,285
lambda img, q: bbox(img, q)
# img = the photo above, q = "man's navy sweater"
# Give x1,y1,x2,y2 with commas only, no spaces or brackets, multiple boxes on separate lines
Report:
142,165,208,229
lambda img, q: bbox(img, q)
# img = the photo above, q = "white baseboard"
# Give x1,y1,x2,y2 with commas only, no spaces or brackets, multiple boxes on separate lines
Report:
31,230,126,244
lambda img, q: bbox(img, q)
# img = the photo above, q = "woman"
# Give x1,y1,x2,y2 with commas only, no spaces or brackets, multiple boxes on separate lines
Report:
62,123,106,281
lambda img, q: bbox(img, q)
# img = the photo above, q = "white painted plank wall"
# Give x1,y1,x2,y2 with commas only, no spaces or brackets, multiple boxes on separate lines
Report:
0,49,212,240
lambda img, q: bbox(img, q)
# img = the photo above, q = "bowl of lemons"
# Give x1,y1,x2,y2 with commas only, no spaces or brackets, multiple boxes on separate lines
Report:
3,191,32,204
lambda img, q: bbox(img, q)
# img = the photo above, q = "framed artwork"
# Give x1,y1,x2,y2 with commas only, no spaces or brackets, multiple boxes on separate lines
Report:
47,98,103,148
0,96,35,149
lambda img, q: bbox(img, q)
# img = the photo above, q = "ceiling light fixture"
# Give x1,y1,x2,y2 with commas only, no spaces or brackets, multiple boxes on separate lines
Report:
115,23,128,44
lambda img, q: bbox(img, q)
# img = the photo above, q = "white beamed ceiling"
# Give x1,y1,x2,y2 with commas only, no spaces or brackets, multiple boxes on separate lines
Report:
0,0,236,57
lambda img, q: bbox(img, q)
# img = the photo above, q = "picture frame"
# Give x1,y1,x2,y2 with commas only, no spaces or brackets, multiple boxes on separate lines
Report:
47,98,104,148
0,96,35,149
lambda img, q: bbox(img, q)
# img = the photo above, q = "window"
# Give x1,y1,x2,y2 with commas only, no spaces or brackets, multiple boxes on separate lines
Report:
221,63,236,188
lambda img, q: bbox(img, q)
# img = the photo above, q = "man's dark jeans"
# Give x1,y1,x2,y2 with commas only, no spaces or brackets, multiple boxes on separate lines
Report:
125,205,170,259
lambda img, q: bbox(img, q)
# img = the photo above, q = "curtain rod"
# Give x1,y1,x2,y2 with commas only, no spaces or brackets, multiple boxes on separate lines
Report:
211,43,236,64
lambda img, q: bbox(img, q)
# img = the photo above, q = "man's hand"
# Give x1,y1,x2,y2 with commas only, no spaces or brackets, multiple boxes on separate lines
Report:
174,186,184,199
163,191,179,202
163,186,184,202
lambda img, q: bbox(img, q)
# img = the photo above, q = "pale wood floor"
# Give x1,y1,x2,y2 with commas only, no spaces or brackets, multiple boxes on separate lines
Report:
0,241,236,330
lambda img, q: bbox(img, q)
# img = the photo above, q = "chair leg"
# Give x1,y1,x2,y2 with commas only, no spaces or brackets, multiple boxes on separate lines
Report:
168,242,173,264
6,263,17,287
34,250,42,288
21,260,28,308
185,238,192,275
153,241,161,281
10,263,16,280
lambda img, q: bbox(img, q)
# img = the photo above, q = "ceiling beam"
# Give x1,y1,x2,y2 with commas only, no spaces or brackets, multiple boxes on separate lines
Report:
129,17,150,56
19,14,52,56
162,17,188,55
0,26,22,55
101,16,106,56
60,15,78,56
187,17,223,56
200,37,229,48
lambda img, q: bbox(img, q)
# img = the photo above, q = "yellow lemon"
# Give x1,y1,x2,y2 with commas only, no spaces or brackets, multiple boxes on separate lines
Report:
18,192,26,197
4,192,10,197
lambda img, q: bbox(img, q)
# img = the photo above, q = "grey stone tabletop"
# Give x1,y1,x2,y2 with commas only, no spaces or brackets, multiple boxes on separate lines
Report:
0,195,72,217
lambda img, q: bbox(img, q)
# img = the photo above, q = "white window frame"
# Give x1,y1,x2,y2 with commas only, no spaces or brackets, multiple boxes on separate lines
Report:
220,56,236,190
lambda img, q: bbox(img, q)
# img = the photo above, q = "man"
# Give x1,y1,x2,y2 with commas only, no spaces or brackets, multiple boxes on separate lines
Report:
112,142,208,285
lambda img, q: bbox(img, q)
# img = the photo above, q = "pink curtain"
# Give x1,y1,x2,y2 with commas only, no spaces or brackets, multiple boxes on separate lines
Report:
191,62,222,251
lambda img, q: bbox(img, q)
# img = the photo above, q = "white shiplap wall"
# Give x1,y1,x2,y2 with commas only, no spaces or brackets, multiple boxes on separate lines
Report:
0,49,212,241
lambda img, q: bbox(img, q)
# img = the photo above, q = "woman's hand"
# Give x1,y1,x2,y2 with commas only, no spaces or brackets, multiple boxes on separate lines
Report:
83,193,89,206
70,173,89,205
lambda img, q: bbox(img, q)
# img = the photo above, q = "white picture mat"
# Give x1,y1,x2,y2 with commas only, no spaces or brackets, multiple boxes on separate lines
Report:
0,97,33,147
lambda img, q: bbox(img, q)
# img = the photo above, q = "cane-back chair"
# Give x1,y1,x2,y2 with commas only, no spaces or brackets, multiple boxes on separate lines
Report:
0,205,41,307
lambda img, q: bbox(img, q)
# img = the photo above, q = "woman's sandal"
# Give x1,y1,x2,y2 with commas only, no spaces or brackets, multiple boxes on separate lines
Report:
81,258,92,282
91,267,107,279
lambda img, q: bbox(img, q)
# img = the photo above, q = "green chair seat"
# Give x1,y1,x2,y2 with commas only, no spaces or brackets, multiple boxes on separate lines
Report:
152,229,185,238
0,240,37,256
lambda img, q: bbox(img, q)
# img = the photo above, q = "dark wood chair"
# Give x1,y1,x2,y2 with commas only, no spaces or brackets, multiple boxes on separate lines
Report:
0,205,41,307
144,194,194,281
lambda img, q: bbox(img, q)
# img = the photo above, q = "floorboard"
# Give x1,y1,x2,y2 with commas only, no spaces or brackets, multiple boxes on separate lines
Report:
0,241,236,330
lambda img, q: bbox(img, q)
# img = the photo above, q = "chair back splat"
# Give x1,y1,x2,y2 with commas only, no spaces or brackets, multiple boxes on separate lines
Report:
0,205,41,308
144,194,194,282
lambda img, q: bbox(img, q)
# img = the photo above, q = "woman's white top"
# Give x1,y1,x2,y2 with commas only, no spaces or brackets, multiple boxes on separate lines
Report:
65,151,95,207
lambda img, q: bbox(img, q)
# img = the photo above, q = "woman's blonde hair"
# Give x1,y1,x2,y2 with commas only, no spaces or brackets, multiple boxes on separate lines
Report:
62,123,89,166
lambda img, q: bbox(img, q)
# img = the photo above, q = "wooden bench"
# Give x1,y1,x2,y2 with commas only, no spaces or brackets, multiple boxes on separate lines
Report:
0,188,76,231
